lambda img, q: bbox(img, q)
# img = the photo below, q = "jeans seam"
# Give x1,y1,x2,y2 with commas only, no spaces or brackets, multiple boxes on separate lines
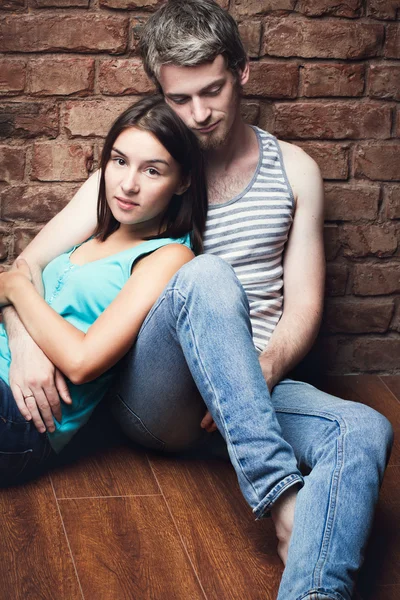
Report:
114,394,166,450
168,286,262,505
275,406,347,592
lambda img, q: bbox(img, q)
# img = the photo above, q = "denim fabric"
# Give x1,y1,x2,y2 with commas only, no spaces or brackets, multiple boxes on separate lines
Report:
0,378,55,484
109,255,393,600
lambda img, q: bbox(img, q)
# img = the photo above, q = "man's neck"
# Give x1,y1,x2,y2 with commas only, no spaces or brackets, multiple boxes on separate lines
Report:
205,118,253,172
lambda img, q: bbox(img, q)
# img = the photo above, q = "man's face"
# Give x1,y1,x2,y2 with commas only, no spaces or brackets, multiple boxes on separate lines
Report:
158,55,249,151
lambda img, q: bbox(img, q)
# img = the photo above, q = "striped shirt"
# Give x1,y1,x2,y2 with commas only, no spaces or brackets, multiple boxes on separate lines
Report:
203,127,295,353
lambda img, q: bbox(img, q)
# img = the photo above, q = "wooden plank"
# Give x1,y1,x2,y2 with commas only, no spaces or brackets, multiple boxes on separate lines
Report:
0,475,82,600
357,466,400,597
380,376,400,404
51,444,160,499
363,585,400,600
321,375,400,467
150,454,282,600
59,496,206,600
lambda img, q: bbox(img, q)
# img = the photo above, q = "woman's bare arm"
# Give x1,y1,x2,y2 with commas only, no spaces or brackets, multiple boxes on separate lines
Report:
1,171,100,432
3,245,193,385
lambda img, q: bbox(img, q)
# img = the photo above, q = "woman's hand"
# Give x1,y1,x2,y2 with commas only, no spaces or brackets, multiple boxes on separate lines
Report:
0,259,33,307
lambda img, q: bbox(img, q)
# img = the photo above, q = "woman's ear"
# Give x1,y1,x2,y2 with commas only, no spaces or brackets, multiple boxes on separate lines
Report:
175,175,191,196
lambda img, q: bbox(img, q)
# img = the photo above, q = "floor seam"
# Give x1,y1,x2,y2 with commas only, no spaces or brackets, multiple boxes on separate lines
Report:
145,454,209,600
49,474,86,600
379,376,400,405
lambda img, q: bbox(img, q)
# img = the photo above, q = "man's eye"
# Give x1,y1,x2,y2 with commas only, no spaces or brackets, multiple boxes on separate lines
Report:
171,97,189,105
206,87,222,96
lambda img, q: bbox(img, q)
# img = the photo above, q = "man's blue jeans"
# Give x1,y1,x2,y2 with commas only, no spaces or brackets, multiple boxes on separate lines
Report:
109,255,393,600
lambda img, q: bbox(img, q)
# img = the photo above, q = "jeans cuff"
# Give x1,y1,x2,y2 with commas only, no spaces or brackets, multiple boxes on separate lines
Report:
297,591,347,600
253,473,304,520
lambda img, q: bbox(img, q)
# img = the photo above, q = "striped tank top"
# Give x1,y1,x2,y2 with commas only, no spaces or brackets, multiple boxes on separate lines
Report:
203,127,295,353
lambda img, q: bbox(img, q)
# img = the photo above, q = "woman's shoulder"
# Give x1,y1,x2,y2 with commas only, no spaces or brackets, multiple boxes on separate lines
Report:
132,242,195,275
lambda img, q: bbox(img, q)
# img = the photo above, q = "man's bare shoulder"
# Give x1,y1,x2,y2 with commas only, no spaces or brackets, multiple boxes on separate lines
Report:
276,139,322,204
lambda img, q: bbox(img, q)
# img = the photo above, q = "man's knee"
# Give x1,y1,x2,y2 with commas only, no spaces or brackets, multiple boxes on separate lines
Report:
172,254,249,310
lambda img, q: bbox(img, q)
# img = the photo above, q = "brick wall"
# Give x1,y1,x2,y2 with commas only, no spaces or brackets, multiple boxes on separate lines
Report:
0,0,399,374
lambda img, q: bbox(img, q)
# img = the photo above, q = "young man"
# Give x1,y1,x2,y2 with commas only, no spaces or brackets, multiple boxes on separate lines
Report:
2,1,392,599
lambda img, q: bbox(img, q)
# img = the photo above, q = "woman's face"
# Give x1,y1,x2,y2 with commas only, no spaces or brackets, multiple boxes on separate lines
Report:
105,126,184,235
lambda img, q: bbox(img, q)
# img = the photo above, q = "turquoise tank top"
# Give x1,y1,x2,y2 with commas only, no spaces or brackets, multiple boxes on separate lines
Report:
0,234,191,453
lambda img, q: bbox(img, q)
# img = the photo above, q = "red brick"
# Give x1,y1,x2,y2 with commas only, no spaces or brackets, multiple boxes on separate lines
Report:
368,0,400,20
294,142,349,180
385,24,400,58
238,21,262,58
353,263,400,295
0,59,26,95
100,0,160,8
324,183,380,221
0,146,25,182
274,102,391,140
324,224,341,260
245,62,298,98
64,99,134,137
0,0,25,9
352,337,400,371
0,15,128,54
296,0,362,18
130,16,148,54
390,301,400,332
241,101,260,125
341,224,398,257
301,63,365,98
233,0,295,18
29,58,94,97
258,102,275,133
354,143,400,181
13,226,42,258
369,64,400,100
384,185,400,219
0,225,10,261
0,102,58,139
33,0,89,6
325,263,348,296
2,185,78,223
31,143,93,182
99,59,154,96
324,298,394,333
263,17,384,59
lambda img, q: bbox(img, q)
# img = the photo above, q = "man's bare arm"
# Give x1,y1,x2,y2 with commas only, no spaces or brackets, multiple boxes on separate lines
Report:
259,144,325,390
2,171,100,432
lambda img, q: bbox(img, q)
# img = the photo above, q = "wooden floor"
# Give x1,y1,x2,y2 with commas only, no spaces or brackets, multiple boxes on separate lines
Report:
0,375,399,600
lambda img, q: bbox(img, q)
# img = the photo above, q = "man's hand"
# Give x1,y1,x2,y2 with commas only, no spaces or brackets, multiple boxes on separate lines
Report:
8,337,72,433
200,410,218,433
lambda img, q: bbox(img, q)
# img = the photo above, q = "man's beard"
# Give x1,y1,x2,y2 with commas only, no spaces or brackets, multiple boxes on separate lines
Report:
195,86,241,152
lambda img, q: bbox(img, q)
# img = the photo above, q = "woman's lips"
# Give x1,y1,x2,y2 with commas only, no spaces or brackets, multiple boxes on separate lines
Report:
116,197,139,210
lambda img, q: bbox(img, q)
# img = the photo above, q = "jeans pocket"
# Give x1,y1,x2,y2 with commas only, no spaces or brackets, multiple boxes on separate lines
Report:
0,449,33,482
111,394,166,451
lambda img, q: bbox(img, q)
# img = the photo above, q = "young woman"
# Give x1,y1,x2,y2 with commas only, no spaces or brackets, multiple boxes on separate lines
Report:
0,95,207,483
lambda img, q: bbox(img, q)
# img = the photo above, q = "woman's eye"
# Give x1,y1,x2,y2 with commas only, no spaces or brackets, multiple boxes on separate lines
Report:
146,168,160,176
112,157,126,166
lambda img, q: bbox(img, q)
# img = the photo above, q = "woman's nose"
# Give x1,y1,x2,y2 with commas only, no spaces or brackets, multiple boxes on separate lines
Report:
121,170,140,194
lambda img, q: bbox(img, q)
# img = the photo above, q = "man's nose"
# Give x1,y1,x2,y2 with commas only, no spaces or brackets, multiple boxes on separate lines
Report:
192,98,211,125
121,169,140,194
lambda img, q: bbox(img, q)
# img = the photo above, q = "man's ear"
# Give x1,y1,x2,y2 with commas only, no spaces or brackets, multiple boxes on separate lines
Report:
238,61,250,87
176,175,191,196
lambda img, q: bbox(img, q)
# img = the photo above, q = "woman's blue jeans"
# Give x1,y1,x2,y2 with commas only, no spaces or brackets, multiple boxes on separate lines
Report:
109,255,393,600
0,378,55,484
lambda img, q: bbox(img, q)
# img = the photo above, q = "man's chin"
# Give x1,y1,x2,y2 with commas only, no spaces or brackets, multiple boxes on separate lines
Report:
196,131,226,151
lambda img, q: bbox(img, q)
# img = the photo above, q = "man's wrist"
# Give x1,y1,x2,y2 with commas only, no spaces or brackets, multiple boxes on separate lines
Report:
6,272,30,304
